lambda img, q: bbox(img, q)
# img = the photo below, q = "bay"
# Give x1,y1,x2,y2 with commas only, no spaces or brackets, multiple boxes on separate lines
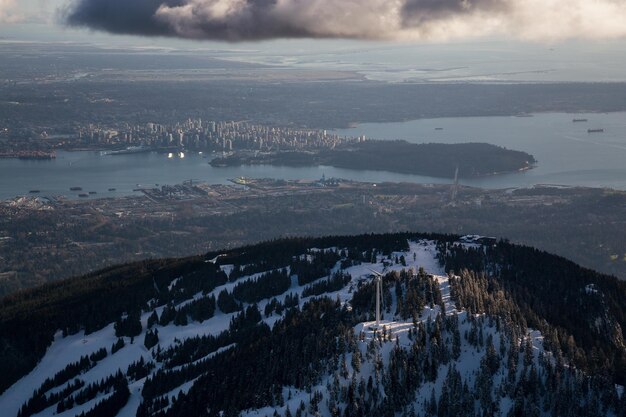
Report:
1,112,625,199
335,111,626,190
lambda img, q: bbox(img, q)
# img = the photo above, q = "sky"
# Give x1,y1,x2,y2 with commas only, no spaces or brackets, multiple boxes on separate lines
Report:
1,0,626,83
4,0,626,42
4,0,626,41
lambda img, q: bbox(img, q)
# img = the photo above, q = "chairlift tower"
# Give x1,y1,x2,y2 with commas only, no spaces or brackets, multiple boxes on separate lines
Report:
375,275,381,326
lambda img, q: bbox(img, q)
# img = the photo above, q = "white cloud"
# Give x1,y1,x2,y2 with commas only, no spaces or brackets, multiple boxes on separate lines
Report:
0,0,21,23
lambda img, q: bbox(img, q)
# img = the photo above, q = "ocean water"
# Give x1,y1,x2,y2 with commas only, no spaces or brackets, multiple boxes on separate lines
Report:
0,150,450,200
1,112,625,199
335,112,626,190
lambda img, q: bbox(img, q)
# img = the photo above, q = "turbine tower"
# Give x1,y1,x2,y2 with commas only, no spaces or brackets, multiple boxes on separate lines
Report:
368,269,383,327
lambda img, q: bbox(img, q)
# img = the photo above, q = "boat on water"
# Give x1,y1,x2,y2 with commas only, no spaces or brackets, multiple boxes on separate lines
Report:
588,129,604,133
78,193,89,198
0,150,54,160
573,118,588,122
16,151,56,160
210,161,229,167
89,191,97,195
435,127,444,130
70,187,83,191
108,188,116,192
29,190,41,194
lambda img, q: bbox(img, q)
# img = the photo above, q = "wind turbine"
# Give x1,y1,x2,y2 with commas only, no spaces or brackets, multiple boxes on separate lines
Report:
368,268,383,327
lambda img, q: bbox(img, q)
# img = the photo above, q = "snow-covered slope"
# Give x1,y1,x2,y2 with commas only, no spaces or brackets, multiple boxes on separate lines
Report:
1,238,623,417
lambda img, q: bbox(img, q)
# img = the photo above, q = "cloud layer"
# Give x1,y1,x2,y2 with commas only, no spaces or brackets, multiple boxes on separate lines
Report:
0,0,21,23
63,0,626,42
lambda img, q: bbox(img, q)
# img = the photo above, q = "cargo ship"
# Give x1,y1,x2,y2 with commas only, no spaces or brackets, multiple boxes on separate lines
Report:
573,118,588,122
0,151,56,160
70,187,83,191
588,129,604,133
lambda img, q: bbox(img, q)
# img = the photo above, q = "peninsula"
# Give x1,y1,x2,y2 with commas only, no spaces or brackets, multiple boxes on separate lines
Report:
210,140,536,178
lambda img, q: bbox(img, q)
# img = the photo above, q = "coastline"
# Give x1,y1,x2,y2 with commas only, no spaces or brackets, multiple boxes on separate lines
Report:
209,141,537,180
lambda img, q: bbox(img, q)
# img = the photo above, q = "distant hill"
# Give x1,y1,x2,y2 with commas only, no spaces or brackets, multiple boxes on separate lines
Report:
0,233,625,417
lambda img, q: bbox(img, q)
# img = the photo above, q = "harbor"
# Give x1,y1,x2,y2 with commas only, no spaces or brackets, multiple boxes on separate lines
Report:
2,112,626,200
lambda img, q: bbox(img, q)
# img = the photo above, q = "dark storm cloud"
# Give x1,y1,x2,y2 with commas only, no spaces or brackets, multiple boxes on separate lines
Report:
64,0,318,40
62,0,626,42
401,0,508,26
64,0,176,36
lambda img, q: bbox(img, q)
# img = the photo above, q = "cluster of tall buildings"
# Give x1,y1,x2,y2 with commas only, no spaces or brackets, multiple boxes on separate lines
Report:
76,119,366,152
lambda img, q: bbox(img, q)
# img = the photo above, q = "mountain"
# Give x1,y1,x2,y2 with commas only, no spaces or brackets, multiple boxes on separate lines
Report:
0,233,625,417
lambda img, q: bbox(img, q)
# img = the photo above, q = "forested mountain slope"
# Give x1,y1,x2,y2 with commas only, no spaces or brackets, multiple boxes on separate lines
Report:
0,233,625,417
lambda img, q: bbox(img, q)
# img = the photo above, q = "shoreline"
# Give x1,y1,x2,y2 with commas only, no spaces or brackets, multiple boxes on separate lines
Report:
209,159,536,180
6,175,625,204
209,141,537,180
334,110,623,130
